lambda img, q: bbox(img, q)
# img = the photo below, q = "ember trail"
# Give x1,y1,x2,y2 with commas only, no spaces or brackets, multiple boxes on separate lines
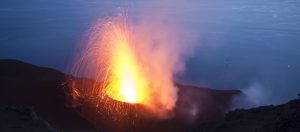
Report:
104,20,150,104
72,10,181,119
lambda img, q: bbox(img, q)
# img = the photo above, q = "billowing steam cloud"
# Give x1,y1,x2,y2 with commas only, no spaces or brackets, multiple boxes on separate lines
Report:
130,1,195,116
133,14,194,117
232,80,272,109
71,6,194,118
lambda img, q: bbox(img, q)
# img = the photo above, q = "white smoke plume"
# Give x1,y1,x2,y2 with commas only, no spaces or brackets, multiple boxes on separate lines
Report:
232,80,272,109
71,1,196,118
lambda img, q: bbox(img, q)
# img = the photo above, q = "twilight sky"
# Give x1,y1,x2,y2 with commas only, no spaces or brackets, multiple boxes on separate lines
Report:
0,0,299,106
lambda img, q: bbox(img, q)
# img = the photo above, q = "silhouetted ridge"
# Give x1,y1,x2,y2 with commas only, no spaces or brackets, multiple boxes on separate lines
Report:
194,94,300,132
0,59,65,80
0,59,241,131
0,59,95,130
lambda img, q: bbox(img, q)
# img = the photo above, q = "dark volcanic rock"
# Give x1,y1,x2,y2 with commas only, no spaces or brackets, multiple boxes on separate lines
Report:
0,105,56,132
195,95,300,132
0,59,241,131
176,84,241,123
64,82,240,132
0,59,95,130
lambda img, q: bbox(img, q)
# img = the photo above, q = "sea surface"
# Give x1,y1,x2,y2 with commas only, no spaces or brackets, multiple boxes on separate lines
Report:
0,0,299,105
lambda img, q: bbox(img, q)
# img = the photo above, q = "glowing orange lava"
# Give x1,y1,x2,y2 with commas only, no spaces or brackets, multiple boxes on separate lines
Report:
105,26,149,104
72,11,181,118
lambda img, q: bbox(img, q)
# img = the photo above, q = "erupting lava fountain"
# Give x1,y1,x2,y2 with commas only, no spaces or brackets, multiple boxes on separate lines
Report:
71,11,191,118
88,13,151,104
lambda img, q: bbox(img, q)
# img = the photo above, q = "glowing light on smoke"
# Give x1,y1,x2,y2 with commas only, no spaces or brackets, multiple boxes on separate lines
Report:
71,9,192,118
104,26,149,104
71,12,154,107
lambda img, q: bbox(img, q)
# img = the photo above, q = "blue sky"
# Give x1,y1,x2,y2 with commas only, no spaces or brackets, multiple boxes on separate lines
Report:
0,0,299,106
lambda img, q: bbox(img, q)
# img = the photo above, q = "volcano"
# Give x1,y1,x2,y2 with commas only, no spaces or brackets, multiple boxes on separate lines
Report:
0,59,240,131
1,59,299,132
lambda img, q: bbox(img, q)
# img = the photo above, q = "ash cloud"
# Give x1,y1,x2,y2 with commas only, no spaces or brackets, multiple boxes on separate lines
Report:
232,80,272,109
71,0,197,119
126,1,197,117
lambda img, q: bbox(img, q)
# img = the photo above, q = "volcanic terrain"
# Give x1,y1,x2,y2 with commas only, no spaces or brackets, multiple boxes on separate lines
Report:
1,59,298,132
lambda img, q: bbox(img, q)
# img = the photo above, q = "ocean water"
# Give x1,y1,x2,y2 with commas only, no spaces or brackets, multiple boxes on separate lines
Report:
0,0,299,105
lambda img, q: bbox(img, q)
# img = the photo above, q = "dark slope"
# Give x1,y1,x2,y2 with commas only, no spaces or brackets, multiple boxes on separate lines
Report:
0,105,56,132
216,97,300,132
0,59,95,130
0,59,240,131
194,95,300,132
68,82,241,132
176,84,241,123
